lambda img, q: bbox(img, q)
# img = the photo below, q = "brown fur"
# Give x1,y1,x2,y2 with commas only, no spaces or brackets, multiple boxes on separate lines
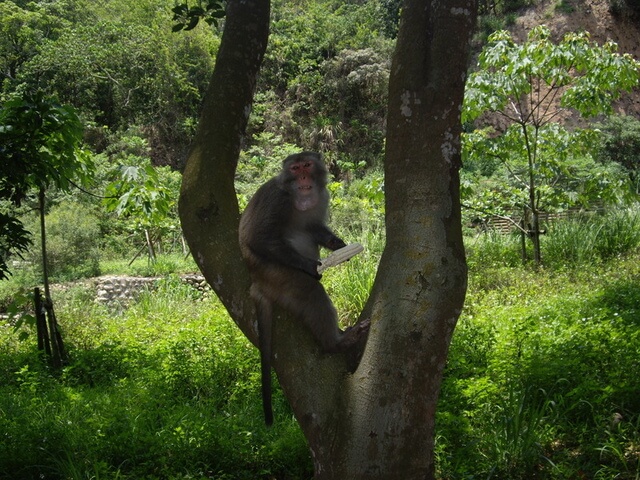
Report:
239,152,348,425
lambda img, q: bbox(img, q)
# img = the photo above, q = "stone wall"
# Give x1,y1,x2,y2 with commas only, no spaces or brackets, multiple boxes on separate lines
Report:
93,274,210,304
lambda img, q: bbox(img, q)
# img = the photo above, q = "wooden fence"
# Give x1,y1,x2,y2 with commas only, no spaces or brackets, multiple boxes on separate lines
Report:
475,205,606,235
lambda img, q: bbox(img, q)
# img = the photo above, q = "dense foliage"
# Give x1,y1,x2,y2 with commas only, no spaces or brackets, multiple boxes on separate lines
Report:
2,0,638,268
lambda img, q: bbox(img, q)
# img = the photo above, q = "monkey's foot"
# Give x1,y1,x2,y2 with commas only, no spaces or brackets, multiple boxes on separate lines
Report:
341,318,371,372
341,318,370,347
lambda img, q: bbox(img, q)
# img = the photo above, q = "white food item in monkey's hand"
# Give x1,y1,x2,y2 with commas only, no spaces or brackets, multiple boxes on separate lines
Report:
318,243,364,274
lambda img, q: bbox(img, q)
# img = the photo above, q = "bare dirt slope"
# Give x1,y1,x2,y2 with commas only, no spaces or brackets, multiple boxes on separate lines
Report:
511,0,640,116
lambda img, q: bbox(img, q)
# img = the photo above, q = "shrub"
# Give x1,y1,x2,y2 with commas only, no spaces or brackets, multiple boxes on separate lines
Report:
25,201,101,281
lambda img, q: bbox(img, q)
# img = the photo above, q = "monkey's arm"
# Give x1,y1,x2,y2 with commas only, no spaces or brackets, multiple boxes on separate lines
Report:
308,224,346,251
255,236,322,279
245,203,322,279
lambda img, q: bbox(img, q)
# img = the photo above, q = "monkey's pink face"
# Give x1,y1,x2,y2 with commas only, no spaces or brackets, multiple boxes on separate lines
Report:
290,159,319,211
290,160,315,195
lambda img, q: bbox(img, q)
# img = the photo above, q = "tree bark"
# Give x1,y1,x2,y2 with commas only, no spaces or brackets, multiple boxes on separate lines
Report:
306,0,475,476
179,0,270,344
179,0,475,476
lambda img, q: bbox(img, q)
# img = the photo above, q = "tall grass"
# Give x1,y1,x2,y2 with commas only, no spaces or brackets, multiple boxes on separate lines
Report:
480,386,557,478
465,207,640,271
544,208,640,266
439,223,640,479
465,229,524,270
1,208,639,479
0,280,312,480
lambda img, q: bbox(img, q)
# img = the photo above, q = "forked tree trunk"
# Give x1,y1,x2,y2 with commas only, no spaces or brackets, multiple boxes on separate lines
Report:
179,0,270,344
179,0,474,477
306,0,475,475
37,188,65,368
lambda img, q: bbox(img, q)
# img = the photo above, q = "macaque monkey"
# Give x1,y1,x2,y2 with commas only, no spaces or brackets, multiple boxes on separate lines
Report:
239,151,366,425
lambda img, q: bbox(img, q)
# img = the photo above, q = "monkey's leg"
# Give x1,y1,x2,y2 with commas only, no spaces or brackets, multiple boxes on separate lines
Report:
298,283,370,373
289,276,343,353
261,268,365,355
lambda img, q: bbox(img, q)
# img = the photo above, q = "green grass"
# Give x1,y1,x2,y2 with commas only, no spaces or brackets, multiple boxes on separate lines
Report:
1,209,639,479
439,252,640,479
0,280,312,480
99,252,200,277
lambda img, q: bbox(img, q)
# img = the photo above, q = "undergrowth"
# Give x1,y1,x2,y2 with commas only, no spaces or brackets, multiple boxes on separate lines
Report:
0,279,312,480
440,253,640,478
1,208,639,479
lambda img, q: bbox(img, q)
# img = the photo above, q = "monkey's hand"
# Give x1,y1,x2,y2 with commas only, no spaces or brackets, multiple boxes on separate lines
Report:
310,225,346,251
302,258,323,280
326,237,347,251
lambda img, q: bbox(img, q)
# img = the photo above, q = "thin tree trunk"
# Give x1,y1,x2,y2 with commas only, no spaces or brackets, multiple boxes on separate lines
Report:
34,287,50,355
181,235,189,257
520,218,527,262
45,302,64,368
38,187,65,368
531,210,541,264
38,188,51,302
144,229,156,261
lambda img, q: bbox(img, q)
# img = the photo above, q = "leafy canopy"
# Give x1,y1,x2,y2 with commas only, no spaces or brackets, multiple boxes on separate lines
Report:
0,93,92,279
1,92,92,203
463,25,640,124
462,26,640,212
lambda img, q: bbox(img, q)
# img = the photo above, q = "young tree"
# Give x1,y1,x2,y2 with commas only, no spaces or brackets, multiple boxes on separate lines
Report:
462,26,640,264
0,92,91,366
179,0,474,477
104,160,178,262
1,93,92,277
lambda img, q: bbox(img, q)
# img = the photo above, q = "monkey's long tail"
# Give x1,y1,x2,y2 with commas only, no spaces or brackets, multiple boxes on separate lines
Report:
260,349,273,426
256,304,274,426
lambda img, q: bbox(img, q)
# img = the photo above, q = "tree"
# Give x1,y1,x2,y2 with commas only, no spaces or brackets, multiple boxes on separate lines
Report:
597,114,640,193
0,1,65,87
1,93,92,274
179,0,473,477
104,158,178,262
0,92,91,366
463,26,640,264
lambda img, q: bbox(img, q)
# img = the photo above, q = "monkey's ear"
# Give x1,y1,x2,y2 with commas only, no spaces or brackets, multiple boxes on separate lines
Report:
317,243,363,274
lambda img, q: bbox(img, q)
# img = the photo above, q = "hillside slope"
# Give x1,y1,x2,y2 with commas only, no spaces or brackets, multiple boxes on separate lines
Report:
512,0,640,116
